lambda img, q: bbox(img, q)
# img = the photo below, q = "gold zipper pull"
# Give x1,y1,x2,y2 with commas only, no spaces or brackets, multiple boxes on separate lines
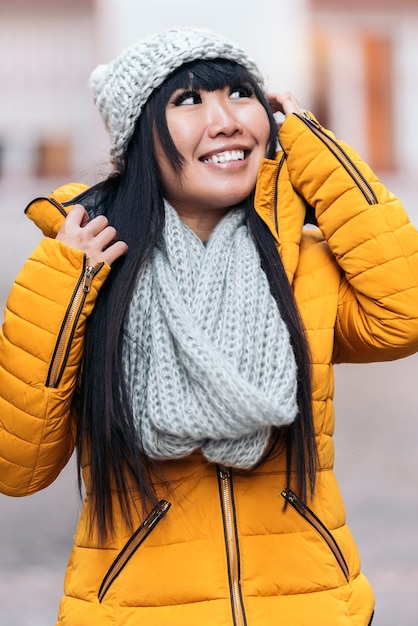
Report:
281,487,307,515
218,465,230,480
300,110,322,129
83,265,97,292
84,261,106,293
143,499,171,528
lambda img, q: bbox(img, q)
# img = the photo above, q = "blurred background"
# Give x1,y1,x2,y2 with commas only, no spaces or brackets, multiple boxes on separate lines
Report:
0,0,417,624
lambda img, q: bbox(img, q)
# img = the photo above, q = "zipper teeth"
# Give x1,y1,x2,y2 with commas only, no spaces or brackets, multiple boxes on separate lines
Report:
98,500,171,603
218,466,246,626
282,488,349,580
47,196,69,216
269,153,286,234
46,267,86,387
46,261,101,388
24,196,68,218
296,112,378,205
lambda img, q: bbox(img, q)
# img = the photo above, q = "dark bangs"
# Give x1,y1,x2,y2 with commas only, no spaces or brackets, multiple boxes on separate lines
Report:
146,59,278,174
162,58,261,93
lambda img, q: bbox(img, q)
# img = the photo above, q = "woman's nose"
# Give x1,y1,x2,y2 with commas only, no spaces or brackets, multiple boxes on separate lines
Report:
206,99,243,137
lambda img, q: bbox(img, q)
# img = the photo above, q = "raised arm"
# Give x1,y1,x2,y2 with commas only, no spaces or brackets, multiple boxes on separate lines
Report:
0,187,126,496
278,108,418,362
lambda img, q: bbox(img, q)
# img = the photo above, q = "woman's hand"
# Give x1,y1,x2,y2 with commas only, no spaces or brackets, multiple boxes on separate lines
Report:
267,91,305,117
56,204,128,266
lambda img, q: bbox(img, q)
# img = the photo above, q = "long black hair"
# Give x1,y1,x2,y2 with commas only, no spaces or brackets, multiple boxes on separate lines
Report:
74,59,317,541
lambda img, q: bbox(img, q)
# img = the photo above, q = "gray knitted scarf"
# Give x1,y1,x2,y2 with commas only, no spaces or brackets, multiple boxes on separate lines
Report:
122,202,298,469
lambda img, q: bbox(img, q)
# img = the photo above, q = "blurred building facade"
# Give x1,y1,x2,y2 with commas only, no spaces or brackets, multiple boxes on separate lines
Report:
309,0,418,181
0,0,104,185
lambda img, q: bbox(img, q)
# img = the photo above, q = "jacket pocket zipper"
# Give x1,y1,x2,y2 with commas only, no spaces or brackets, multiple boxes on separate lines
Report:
218,466,247,626
296,112,378,206
281,487,349,581
98,499,171,603
45,257,102,388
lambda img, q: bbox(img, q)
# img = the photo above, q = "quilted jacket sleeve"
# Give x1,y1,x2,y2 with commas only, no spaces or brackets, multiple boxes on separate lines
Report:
0,191,110,496
279,112,418,363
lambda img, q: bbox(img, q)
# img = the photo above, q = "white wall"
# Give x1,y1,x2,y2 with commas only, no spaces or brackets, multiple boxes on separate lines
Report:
0,4,99,179
395,14,418,174
94,0,311,101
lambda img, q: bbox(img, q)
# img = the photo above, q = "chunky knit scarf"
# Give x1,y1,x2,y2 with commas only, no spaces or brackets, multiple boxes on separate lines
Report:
122,202,298,469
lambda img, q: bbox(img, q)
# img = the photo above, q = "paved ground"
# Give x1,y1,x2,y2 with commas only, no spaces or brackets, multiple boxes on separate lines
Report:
0,180,417,625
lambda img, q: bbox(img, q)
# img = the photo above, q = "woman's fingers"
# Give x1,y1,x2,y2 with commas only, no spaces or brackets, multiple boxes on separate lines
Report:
267,91,305,117
56,204,128,266
104,240,129,267
83,213,112,236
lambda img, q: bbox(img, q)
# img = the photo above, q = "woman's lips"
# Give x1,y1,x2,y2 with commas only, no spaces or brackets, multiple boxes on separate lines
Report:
202,149,246,164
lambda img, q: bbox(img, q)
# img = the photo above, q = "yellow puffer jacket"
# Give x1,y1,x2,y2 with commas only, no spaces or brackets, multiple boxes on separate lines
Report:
1,113,418,626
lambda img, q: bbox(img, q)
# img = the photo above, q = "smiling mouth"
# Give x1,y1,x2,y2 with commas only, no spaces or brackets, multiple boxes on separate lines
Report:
202,150,245,165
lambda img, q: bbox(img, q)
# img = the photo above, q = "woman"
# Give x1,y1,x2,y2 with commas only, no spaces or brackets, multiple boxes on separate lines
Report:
1,28,417,626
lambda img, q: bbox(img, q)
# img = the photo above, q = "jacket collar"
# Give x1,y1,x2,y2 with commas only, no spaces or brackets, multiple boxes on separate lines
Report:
254,154,306,285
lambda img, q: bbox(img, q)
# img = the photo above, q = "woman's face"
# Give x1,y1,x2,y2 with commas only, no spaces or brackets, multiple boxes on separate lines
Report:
155,84,271,234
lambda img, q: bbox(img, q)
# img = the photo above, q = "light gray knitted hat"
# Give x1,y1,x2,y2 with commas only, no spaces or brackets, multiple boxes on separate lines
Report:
90,28,265,165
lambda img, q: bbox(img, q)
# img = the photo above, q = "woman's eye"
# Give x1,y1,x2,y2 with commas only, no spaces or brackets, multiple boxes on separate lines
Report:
173,90,202,106
230,85,254,99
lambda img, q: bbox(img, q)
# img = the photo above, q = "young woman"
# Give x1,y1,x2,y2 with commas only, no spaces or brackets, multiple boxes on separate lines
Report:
1,28,418,626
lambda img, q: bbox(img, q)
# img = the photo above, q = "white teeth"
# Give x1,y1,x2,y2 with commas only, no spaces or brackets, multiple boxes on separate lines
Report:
204,150,245,164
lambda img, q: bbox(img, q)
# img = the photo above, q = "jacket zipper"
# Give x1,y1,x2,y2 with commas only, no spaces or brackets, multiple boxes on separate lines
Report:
24,195,69,218
270,153,286,235
281,487,349,581
217,466,247,626
45,257,102,388
296,111,378,206
46,196,69,216
98,499,171,603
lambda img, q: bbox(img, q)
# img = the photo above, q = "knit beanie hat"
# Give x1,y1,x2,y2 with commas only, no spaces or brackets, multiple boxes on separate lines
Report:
90,28,265,165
